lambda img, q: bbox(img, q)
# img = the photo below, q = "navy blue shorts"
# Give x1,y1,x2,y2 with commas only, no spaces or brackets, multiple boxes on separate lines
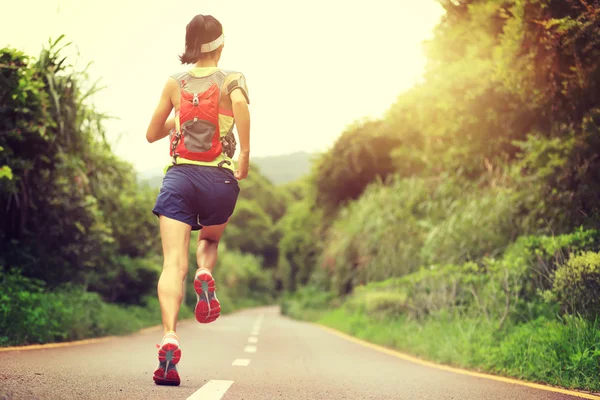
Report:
152,165,240,230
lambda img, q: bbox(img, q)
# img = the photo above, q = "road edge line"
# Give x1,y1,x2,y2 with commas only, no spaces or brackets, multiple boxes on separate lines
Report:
313,322,600,400
0,324,162,353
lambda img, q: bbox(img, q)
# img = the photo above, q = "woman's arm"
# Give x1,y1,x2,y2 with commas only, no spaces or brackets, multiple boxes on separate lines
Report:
231,89,250,180
146,78,178,143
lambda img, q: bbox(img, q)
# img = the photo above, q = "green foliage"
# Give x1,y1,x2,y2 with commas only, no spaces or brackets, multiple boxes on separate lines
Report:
0,165,12,179
280,285,336,321
0,39,161,306
357,229,600,324
319,174,535,295
225,199,278,266
222,166,286,267
500,227,600,303
276,199,321,291
553,252,600,319
511,112,600,230
0,147,12,180
87,255,161,305
344,289,408,320
419,184,522,266
237,165,286,222
320,177,431,294
216,248,275,304
312,119,401,217
0,269,189,346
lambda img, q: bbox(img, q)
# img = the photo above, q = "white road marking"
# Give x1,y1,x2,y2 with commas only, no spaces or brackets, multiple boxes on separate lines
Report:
248,336,258,344
187,380,234,400
244,345,257,353
232,358,251,366
250,317,262,335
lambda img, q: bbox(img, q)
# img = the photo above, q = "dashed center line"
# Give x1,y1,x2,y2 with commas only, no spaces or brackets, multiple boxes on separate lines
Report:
244,345,257,353
187,380,234,400
228,316,262,374
250,323,261,335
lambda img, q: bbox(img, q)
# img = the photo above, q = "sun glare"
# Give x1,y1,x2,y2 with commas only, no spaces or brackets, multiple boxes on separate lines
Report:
1,0,444,173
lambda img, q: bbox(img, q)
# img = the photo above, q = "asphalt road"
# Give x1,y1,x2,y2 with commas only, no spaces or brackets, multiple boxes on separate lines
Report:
0,306,594,400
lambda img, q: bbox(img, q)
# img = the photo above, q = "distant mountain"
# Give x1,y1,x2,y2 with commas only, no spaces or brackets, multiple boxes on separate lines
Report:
138,151,316,188
253,151,316,185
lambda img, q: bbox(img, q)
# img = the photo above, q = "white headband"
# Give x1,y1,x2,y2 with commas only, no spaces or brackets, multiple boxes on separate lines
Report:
200,34,224,53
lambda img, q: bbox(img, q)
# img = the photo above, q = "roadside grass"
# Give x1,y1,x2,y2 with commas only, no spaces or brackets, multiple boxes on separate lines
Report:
283,298,600,392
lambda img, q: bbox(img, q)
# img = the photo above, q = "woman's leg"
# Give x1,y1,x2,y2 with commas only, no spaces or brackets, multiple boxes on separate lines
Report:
193,220,229,323
196,219,229,273
158,215,191,334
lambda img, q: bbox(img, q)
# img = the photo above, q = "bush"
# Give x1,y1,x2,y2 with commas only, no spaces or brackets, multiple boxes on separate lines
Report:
553,252,600,319
280,285,336,320
419,185,521,265
276,199,321,291
345,290,408,320
320,176,437,295
328,229,600,327
87,255,161,305
312,119,402,216
319,173,534,295
501,228,600,302
0,268,181,346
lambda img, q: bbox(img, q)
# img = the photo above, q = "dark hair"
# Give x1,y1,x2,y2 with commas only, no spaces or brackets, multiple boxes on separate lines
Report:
179,14,223,64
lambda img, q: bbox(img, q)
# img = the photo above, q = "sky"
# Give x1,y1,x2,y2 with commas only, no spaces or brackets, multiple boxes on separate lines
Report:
1,0,445,174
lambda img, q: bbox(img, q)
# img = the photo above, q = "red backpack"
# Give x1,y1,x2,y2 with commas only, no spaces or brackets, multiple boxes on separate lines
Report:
169,70,234,164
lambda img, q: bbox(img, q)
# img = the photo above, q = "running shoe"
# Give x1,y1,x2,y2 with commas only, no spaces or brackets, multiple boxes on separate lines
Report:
153,331,181,386
194,269,221,323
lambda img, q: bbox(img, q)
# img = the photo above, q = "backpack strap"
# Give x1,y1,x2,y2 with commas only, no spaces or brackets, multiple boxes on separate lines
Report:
222,71,250,104
169,72,187,165
170,71,188,88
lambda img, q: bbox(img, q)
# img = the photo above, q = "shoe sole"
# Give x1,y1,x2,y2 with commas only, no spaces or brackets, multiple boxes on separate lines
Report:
153,342,181,386
194,272,221,323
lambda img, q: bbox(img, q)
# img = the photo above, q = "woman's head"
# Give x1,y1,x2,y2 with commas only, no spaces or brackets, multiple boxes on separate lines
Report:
179,14,224,65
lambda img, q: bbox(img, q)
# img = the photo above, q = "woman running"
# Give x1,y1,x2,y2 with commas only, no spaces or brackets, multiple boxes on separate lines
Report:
145,13,250,386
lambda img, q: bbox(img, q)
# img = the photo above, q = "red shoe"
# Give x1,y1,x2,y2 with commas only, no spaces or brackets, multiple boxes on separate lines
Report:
153,331,181,386
194,269,221,323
